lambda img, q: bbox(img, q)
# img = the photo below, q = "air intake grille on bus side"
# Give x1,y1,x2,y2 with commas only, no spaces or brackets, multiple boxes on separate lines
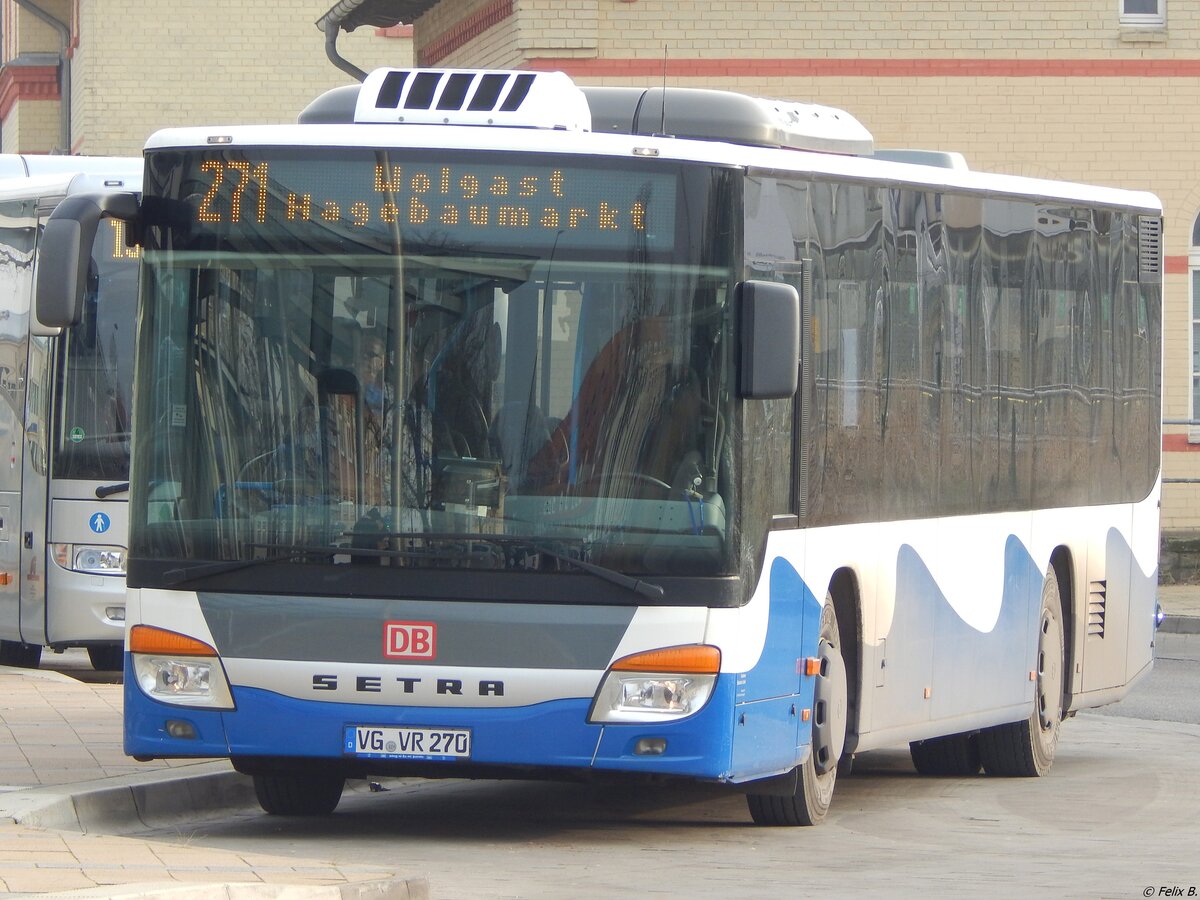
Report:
1087,580,1107,638
1138,216,1162,281
354,68,591,131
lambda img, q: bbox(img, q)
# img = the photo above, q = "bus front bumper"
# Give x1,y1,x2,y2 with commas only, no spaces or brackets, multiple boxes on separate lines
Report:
124,675,743,783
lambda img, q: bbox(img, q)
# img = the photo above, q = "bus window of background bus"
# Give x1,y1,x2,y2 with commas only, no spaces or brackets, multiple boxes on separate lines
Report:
53,220,138,482
0,199,36,494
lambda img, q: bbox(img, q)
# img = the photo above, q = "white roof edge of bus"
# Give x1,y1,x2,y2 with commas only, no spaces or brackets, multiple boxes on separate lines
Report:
0,168,143,203
0,153,142,179
141,124,1161,214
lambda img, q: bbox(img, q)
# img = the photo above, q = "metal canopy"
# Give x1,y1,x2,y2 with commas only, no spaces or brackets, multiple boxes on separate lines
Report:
315,0,436,33
316,0,439,81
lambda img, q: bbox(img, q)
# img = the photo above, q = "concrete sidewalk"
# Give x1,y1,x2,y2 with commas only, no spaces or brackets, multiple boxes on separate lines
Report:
1157,582,1200,631
0,667,426,898
1,588,1197,898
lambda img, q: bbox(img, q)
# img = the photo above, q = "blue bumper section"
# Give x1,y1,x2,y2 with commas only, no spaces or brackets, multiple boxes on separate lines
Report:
125,675,741,782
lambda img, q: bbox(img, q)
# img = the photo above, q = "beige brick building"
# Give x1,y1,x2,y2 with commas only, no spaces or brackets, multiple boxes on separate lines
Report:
0,0,413,154
4,0,1199,556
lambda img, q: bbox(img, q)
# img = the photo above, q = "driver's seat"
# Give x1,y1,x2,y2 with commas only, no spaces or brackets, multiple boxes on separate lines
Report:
489,401,553,491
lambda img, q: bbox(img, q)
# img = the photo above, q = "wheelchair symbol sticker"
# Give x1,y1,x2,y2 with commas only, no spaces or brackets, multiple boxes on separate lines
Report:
89,513,111,534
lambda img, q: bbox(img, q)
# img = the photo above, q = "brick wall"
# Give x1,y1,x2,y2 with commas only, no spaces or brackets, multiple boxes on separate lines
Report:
68,0,412,156
414,0,523,68
0,0,69,151
0,99,60,154
1,0,67,61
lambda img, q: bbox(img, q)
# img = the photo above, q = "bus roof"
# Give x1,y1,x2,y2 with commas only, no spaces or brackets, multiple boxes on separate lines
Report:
0,167,142,205
141,68,1160,216
142,118,1160,216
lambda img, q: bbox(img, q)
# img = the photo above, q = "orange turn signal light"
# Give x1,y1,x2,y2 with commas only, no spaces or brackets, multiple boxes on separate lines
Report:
129,625,218,657
610,644,720,674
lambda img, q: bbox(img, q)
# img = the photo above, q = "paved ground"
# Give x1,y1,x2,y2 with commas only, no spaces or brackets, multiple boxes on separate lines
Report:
1157,583,1200,628
0,588,1196,898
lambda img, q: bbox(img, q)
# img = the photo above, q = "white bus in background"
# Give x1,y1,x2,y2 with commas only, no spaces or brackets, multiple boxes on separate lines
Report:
0,155,141,671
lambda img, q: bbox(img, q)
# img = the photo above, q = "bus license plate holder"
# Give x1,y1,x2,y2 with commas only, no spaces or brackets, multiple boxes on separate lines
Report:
344,725,471,760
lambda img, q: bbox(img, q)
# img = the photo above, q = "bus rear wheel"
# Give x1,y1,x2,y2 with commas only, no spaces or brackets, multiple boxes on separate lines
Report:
747,600,847,826
977,566,1065,777
253,772,345,816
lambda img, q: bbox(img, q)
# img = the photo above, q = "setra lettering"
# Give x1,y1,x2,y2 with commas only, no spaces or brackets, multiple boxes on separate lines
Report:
310,673,506,697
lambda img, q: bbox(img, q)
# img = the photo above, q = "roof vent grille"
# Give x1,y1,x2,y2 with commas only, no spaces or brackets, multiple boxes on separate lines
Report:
355,68,591,131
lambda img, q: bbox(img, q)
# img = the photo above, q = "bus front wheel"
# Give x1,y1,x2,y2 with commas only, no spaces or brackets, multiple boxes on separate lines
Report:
976,566,1065,777
0,640,42,668
253,772,345,816
909,731,982,776
747,599,847,826
87,644,124,672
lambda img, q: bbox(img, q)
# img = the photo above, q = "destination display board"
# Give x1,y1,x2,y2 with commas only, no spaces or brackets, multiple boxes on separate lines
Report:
160,149,680,254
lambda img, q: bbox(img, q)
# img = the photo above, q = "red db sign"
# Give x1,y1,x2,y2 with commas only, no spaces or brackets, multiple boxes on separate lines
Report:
383,621,437,659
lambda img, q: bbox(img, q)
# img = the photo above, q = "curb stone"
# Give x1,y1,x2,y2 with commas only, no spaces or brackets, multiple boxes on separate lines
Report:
29,879,428,899
0,763,251,833
0,765,429,900
1159,614,1200,635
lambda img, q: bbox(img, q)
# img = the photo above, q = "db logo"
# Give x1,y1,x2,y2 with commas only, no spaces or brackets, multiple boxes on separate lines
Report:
383,621,437,659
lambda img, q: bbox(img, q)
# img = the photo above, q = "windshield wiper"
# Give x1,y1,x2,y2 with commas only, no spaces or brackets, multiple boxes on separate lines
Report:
96,481,130,498
160,544,380,586
529,540,665,601
344,530,666,601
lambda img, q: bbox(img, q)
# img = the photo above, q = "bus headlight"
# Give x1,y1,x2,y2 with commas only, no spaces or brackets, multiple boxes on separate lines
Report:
589,644,720,724
51,543,126,575
129,625,235,710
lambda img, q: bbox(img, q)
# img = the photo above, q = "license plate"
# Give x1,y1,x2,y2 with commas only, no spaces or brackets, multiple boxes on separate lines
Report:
345,725,471,760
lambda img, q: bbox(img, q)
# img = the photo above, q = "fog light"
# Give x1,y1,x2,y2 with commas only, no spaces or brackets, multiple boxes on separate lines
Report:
634,738,667,756
165,719,197,740
105,606,125,621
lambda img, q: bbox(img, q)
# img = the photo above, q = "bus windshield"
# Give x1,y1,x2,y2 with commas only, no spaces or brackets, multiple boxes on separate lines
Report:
53,219,138,482
130,148,740,592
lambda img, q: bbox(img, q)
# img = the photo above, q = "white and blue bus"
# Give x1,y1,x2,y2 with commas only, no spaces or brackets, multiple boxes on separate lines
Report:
0,155,140,672
37,70,1161,823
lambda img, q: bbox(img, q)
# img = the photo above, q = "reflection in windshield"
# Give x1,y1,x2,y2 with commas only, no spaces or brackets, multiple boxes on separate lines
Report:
132,152,738,584
53,219,138,481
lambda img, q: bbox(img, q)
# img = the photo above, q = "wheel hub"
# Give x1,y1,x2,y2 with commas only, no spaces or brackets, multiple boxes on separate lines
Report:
811,637,848,774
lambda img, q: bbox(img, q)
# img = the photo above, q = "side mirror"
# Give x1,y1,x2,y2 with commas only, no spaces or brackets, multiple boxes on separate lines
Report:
738,280,800,399
35,191,139,328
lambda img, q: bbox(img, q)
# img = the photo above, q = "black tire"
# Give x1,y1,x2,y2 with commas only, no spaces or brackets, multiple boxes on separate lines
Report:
0,639,42,668
910,732,981,776
253,772,345,816
747,600,848,826
977,566,1065,777
87,644,124,672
